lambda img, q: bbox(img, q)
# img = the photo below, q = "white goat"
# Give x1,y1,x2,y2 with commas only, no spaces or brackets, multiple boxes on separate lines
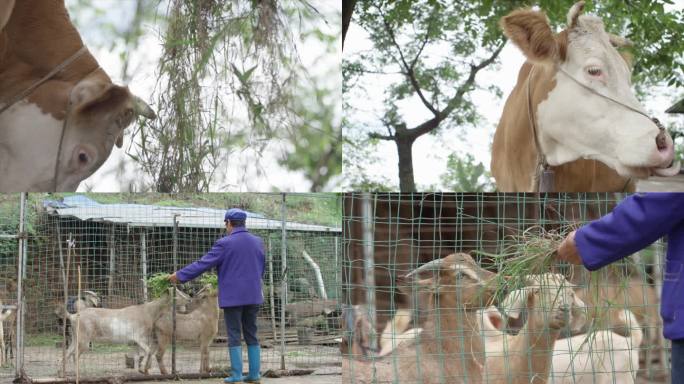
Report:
0,302,14,366
479,306,642,384
153,284,219,374
58,288,189,375
376,308,423,357
483,273,587,384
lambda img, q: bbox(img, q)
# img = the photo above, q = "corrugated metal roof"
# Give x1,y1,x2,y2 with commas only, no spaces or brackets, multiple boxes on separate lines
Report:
43,195,341,233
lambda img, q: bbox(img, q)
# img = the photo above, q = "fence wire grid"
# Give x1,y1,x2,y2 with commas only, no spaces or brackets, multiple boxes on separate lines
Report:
342,193,670,384
0,193,342,381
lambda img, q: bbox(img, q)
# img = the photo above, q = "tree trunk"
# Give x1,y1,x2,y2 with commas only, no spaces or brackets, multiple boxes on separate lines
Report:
395,136,416,192
342,0,357,50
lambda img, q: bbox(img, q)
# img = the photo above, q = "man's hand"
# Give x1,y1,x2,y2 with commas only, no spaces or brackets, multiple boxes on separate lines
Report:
168,272,179,284
557,230,583,265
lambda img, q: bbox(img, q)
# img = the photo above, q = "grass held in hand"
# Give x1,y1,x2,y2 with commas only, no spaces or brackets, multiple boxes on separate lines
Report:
198,273,219,293
146,273,173,299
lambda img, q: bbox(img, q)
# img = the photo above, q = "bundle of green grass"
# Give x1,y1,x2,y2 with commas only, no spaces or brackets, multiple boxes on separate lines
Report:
476,225,638,330
146,272,219,299
146,273,175,299
198,273,219,294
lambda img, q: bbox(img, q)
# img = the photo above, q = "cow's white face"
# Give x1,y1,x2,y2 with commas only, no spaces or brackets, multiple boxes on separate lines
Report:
502,1,679,179
0,77,155,191
0,102,64,191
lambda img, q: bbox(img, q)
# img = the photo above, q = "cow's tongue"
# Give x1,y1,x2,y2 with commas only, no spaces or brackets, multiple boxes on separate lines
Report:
652,160,681,177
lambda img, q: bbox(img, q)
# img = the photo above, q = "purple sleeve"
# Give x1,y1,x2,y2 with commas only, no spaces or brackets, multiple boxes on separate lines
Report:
575,193,684,271
176,241,225,283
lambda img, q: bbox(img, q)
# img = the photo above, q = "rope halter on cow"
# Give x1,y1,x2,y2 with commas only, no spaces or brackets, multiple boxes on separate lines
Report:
0,46,99,192
526,65,662,192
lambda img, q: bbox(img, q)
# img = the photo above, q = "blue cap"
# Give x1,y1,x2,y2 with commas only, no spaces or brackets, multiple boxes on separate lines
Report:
225,208,247,221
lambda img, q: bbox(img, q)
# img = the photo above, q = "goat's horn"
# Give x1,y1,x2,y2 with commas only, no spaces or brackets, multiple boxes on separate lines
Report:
608,33,633,48
405,258,445,277
567,1,585,28
132,95,157,120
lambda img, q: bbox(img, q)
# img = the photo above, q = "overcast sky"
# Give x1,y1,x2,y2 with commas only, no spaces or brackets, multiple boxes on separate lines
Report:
67,0,341,192
343,2,684,190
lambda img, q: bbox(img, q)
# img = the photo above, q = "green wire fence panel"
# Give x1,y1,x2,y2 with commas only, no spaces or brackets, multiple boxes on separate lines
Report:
0,194,21,380
342,193,669,384
1,193,341,381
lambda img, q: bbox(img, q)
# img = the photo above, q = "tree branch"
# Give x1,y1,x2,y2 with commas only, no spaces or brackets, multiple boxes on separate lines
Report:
405,39,506,140
379,8,439,117
368,132,395,141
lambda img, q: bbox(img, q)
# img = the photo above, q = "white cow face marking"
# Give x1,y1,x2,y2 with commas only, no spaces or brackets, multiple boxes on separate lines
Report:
0,102,64,191
537,14,676,177
0,77,155,191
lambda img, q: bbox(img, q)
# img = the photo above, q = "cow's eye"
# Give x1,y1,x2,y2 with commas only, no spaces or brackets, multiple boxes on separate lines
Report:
78,152,89,164
587,66,602,77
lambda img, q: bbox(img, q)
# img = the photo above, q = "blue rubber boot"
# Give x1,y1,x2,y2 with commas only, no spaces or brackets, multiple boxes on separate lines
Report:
224,346,244,383
244,345,261,383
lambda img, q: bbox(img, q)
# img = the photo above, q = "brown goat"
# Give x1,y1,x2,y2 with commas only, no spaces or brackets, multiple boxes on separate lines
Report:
342,253,501,384
153,284,219,374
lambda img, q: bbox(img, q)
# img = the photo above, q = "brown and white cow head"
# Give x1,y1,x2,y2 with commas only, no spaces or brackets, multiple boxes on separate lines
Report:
0,0,155,191
500,1,679,180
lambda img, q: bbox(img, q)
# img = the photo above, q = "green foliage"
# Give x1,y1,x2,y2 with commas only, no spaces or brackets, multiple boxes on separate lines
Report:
146,273,172,299
278,79,342,191
46,193,341,228
198,273,218,290
68,1,341,192
440,153,494,192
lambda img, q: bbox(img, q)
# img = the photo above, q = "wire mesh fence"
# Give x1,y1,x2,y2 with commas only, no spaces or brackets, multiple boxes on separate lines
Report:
342,193,670,384
0,192,342,381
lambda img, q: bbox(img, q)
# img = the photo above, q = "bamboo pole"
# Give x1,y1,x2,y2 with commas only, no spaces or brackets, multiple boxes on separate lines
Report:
171,215,179,375
279,193,288,370
75,264,81,384
60,233,73,377
268,237,277,341
15,192,26,376
300,250,327,299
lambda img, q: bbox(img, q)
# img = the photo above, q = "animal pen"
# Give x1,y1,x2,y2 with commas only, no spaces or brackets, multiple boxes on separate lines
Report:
0,193,342,382
342,193,670,384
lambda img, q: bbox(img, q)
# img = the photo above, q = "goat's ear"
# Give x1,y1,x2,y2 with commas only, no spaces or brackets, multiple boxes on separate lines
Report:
501,287,536,319
569,292,587,332
0,0,14,31
500,8,560,63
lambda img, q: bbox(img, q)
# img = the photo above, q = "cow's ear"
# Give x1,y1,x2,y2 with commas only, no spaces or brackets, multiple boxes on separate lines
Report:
75,83,130,117
0,0,15,31
500,9,559,63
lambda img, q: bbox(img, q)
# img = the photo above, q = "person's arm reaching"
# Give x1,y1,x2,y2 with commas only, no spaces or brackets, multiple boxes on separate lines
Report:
561,193,684,271
171,241,225,283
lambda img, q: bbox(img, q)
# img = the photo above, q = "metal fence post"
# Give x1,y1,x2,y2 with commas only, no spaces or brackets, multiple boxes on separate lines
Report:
15,192,26,377
172,214,179,374
268,236,277,342
141,231,148,302
653,238,668,380
279,193,288,370
362,192,377,350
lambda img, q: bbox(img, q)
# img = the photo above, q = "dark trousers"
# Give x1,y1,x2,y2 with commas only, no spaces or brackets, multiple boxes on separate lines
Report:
223,305,260,347
673,339,684,383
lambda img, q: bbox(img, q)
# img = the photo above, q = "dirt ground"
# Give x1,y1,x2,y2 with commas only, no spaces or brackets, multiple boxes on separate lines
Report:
0,344,340,383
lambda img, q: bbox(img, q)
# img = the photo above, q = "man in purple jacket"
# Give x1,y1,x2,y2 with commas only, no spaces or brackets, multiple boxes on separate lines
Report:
169,208,265,383
557,193,684,382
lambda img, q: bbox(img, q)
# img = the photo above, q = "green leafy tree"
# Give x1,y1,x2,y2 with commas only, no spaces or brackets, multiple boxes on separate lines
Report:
440,153,494,192
344,0,684,192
